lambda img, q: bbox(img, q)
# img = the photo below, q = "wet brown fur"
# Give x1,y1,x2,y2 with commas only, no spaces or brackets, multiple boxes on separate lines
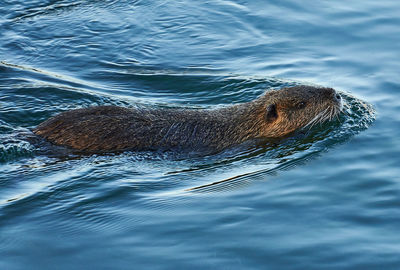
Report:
34,86,342,153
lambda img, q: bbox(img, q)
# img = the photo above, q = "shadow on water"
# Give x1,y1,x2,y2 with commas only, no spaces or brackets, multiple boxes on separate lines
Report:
0,63,375,206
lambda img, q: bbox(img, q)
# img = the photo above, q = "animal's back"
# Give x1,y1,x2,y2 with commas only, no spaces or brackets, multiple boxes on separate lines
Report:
34,106,159,151
34,105,225,152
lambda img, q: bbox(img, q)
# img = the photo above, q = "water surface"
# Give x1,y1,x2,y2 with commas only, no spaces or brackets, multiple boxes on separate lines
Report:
1,0,399,269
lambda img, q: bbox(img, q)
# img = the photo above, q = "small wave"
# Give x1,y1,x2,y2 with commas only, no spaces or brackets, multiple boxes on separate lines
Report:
0,130,36,163
10,1,83,22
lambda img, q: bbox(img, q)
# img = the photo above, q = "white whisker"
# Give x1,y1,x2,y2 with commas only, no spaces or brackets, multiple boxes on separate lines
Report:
304,104,342,130
305,108,328,129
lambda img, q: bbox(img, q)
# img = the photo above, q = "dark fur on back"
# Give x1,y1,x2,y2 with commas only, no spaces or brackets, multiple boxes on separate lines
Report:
34,86,342,154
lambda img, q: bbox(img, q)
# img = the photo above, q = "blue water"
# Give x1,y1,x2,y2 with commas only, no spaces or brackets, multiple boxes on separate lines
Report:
0,0,399,269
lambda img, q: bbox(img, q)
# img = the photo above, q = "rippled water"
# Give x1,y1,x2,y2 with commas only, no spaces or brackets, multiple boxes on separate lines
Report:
1,0,399,269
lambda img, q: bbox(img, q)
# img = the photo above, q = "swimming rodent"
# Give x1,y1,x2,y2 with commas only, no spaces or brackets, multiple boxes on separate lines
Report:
33,85,342,154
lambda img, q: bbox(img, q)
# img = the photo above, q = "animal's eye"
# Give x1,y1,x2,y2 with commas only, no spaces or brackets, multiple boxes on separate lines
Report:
297,101,306,109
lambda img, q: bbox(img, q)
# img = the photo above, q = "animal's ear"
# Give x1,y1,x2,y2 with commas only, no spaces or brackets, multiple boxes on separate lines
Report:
265,104,278,122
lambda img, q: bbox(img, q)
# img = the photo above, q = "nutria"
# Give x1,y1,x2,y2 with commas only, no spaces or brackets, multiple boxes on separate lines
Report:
33,85,342,154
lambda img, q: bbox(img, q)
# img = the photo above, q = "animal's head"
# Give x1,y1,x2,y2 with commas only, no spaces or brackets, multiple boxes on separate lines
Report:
258,85,343,137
